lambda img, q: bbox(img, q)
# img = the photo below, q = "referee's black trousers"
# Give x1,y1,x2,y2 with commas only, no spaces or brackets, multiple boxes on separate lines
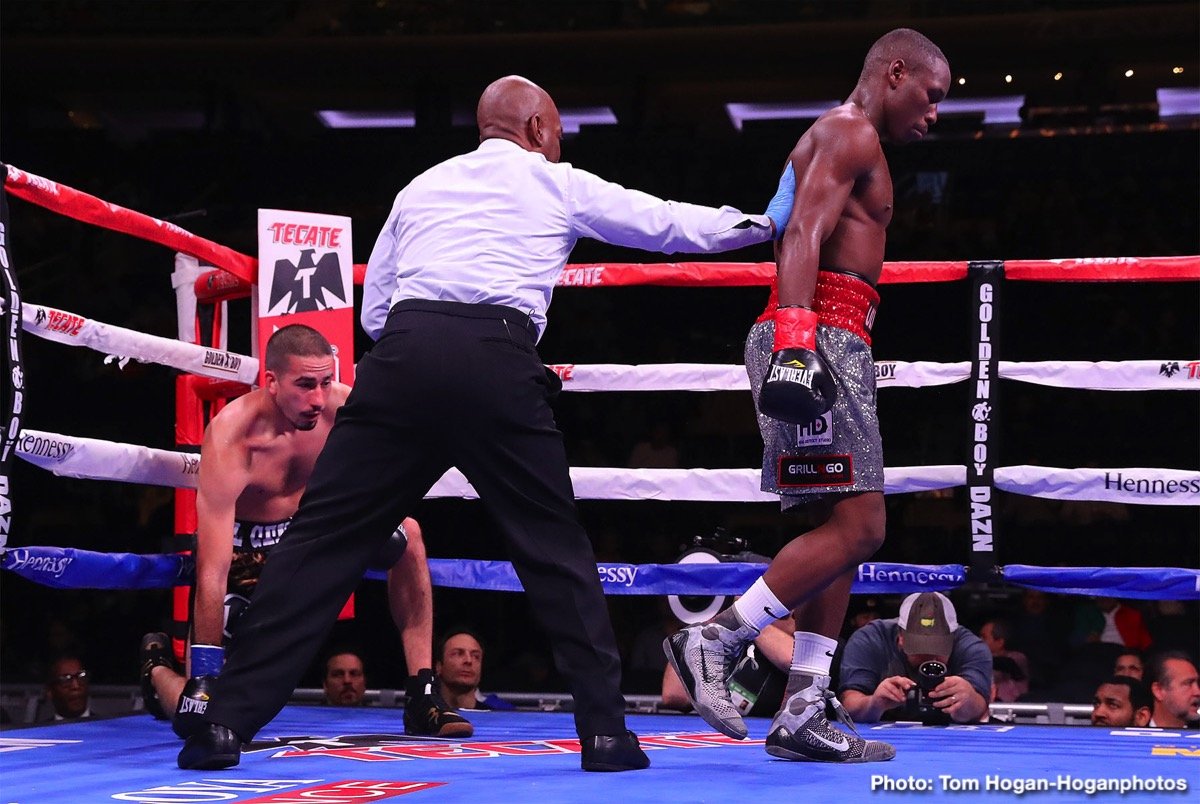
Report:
205,300,629,741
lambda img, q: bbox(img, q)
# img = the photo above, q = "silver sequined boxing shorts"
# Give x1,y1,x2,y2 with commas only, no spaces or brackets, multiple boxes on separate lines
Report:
745,320,883,509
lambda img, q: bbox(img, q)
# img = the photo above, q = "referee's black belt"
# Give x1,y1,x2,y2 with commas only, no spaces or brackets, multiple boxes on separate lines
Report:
387,298,538,340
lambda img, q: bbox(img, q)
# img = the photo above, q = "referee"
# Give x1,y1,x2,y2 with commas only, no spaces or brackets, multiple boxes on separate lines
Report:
180,74,791,773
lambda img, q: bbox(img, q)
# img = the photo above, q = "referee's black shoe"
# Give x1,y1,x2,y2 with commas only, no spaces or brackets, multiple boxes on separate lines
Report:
581,731,651,772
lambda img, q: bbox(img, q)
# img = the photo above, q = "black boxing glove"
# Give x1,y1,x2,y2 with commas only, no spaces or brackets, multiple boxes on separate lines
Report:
368,524,409,572
173,674,216,738
758,306,837,425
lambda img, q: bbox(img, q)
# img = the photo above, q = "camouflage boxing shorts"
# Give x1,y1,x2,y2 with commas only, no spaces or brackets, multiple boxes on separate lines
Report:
223,518,293,640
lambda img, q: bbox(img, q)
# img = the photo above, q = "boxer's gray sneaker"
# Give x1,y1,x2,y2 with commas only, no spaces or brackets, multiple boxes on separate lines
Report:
765,674,895,762
663,620,757,739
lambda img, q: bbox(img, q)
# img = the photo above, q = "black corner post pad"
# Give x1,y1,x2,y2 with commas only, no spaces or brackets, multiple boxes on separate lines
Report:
964,260,1004,579
0,173,25,553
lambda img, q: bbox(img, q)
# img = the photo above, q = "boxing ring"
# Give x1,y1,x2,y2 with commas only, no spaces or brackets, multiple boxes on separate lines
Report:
2,165,1199,802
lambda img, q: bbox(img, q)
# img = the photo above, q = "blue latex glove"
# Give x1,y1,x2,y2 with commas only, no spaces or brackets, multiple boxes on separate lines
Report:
763,162,796,240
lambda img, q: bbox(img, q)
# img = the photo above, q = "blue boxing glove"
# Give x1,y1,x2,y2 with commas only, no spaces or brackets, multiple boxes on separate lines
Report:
763,162,796,240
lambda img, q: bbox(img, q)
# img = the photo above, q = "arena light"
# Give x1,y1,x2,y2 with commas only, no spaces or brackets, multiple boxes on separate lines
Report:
725,101,841,130
558,107,618,133
316,110,416,129
1157,87,1200,118
726,96,1024,130
936,95,1024,125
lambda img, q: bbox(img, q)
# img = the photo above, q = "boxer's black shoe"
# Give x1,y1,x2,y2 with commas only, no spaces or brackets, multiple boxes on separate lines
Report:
581,731,651,772
403,670,473,738
404,695,473,738
177,724,242,770
138,631,174,720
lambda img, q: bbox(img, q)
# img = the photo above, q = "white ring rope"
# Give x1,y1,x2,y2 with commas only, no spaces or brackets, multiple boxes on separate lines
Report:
15,429,962,496
548,361,969,391
17,429,200,488
994,466,1200,506
17,429,1200,506
554,360,1198,391
21,302,259,386
999,360,1199,392
17,303,1194,394
428,465,967,500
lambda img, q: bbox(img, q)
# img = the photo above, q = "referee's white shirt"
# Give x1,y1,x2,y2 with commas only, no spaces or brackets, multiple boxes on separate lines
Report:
362,137,773,341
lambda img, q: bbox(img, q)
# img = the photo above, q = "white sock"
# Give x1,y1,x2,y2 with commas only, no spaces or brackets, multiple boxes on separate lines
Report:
791,631,838,677
731,577,789,633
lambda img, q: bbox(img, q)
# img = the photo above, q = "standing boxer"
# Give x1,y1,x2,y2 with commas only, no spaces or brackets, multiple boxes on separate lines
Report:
666,28,951,762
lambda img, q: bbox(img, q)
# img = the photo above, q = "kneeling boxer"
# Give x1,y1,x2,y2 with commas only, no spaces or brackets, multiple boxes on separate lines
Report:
139,324,470,741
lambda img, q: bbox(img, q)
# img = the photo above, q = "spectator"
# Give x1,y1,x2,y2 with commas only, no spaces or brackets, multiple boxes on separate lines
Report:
1146,652,1200,728
1113,650,1144,681
1010,589,1070,691
44,655,91,721
1090,675,1153,728
1071,597,1152,652
842,597,882,641
436,631,513,711
991,656,1028,705
838,592,992,725
322,650,367,707
1146,600,1200,655
979,617,1031,701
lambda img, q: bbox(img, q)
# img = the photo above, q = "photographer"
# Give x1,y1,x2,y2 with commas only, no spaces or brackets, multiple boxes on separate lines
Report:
838,592,992,725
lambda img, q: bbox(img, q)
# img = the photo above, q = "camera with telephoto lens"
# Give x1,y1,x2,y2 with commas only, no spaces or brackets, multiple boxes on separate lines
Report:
907,660,948,718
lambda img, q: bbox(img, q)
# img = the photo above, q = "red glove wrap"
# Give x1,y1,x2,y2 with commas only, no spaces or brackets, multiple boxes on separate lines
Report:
773,306,818,352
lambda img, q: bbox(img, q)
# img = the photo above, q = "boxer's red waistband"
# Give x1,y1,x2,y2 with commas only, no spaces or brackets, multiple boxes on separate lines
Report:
756,270,880,345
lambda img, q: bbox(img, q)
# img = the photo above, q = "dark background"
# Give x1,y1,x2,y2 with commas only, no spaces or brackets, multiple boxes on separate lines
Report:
1,1,1197,697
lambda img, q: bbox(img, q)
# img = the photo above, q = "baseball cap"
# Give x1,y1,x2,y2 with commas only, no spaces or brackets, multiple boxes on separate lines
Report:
898,592,957,657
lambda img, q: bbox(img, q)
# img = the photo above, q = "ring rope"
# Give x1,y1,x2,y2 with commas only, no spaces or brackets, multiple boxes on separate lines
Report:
15,429,1200,506
15,300,1196,394
3,165,256,284
8,164,1199,291
4,545,1198,600
21,302,259,385
13,429,963,497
